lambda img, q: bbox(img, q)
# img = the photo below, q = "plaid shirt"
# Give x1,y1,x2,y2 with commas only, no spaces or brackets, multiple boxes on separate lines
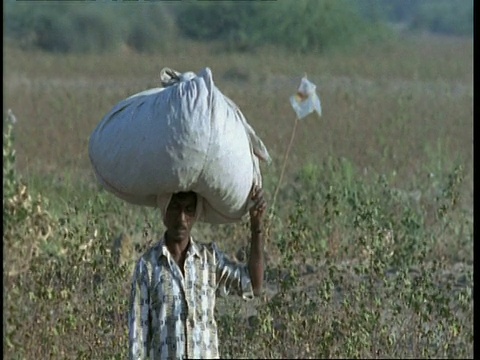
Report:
128,236,254,360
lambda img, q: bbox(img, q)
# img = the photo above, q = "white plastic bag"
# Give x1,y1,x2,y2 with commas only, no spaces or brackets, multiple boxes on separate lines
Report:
290,75,322,119
89,67,270,224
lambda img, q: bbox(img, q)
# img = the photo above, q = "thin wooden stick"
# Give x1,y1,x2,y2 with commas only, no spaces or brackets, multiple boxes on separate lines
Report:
266,116,300,235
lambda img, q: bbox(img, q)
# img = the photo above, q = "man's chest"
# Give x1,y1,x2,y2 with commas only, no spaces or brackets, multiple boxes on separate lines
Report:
150,257,217,314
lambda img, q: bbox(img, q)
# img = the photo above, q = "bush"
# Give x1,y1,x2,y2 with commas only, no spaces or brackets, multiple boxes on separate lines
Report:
3,110,133,358
3,1,177,54
376,0,473,36
175,0,391,53
3,110,55,277
411,0,473,36
4,2,122,53
216,156,473,358
121,3,178,53
175,1,264,51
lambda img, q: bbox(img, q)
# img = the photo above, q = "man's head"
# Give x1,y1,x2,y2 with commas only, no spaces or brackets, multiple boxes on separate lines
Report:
164,191,197,242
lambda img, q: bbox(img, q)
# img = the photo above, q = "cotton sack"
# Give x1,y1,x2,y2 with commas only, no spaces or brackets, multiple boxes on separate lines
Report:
88,67,271,224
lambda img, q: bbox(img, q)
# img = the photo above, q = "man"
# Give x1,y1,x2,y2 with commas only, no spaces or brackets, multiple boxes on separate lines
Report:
128,185,266,359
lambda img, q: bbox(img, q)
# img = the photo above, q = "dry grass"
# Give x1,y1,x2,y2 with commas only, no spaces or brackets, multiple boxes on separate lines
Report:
4,34,472,187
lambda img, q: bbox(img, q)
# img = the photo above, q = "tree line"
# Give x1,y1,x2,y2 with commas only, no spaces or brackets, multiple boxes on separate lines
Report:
4,0,473,54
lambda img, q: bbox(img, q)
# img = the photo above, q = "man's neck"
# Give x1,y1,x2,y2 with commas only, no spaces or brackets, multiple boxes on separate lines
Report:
165,232,190,264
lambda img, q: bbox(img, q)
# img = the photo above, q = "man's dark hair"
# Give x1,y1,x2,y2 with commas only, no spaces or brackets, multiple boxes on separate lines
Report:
171,191,197,205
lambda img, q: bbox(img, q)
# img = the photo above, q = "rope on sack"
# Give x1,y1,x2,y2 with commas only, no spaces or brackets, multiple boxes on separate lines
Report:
160,68,197,88
160,68,182,87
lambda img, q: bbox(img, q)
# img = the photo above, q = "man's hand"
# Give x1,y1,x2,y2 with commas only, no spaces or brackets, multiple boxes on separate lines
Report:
249,185,267,232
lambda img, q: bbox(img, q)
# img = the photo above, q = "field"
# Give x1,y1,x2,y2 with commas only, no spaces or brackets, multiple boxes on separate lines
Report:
3,33,473,359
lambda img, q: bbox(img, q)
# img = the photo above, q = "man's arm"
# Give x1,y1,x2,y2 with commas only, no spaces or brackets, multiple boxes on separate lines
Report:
248,185,267,296
128,258,150,360
213,186,267,299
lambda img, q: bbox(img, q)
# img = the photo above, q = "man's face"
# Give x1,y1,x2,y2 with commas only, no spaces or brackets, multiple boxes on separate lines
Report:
164,192,197,241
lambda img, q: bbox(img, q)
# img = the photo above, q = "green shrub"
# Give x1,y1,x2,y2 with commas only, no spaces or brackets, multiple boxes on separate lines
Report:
3,110,132,358
214,157,472,358
3,1,177,54
4,0,473,55
4,2,122,53
411,0,473,36
121,3,178,53
3,110,55,277
175,0,391,53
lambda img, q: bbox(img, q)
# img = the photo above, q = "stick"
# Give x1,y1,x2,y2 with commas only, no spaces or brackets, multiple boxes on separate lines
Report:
266,116,300,235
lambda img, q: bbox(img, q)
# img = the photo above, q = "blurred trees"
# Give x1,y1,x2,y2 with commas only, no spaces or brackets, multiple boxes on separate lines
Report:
4,0,473,54
175,0,390,53
378,0,473,36
4,1,177,53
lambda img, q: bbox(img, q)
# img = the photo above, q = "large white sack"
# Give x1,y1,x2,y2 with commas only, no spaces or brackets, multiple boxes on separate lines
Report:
89,67,271,224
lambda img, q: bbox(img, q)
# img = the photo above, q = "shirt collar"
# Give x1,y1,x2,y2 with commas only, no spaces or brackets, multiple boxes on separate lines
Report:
158,235,201,260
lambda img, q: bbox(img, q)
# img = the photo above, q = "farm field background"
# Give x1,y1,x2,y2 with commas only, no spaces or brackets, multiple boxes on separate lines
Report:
3,32,473,358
